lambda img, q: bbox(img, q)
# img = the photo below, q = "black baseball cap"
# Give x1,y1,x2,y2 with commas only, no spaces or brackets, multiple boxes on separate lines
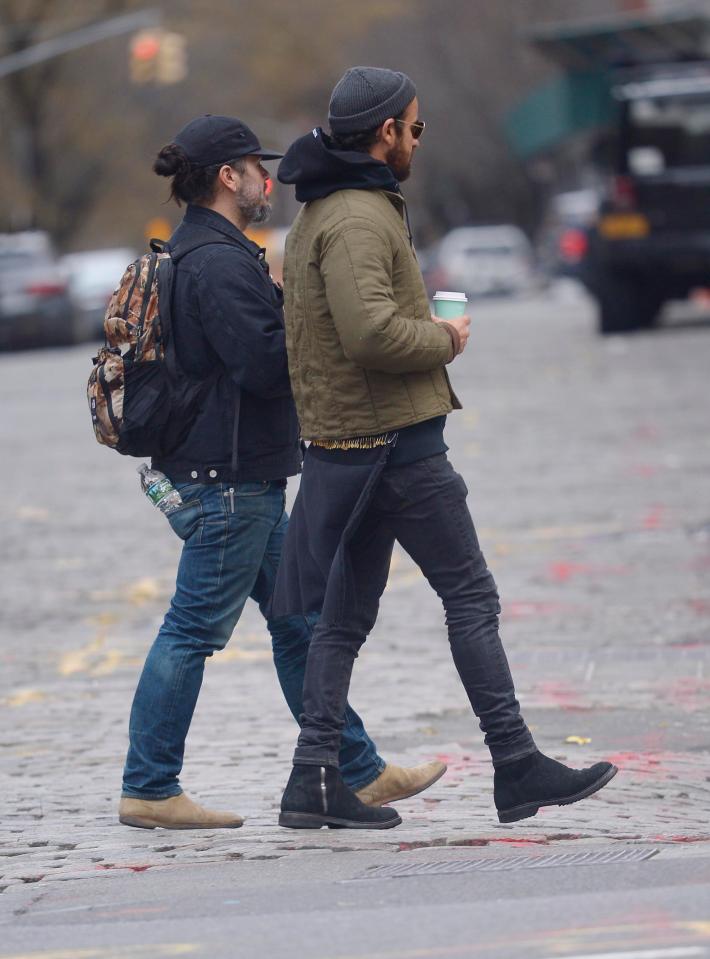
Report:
174,115,283,167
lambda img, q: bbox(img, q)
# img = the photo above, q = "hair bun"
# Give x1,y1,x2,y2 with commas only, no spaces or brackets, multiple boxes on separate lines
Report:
153,143,190,177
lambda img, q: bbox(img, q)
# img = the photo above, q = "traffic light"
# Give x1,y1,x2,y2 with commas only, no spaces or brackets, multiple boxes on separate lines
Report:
129,30,160,84
156,32,187,85
129,29,187,85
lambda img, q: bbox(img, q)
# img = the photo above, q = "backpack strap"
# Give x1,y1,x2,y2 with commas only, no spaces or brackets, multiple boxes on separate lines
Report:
158,236,237,378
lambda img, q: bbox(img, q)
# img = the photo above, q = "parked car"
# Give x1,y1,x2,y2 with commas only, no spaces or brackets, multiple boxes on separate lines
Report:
0,232,74,350
428,225,536,299
61,247,138,342
586,62,710,333
536,188,600,283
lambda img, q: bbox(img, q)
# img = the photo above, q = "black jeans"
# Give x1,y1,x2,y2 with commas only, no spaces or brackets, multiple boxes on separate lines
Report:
294,453,537,770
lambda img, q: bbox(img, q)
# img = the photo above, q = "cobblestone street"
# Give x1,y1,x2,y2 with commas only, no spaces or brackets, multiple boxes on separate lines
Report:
1,292,709,957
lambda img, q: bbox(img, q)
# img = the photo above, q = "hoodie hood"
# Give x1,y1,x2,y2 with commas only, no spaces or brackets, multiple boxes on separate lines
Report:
277,127,399,203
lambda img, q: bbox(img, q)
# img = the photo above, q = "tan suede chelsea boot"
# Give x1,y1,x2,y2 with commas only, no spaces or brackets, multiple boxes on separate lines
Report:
355,761,446,806
118,792,244,830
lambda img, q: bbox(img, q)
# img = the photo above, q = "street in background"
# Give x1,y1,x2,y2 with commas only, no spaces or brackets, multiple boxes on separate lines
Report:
61,247,138,343
524,6,710,334
2,290,708,956
588,63,710,333
422,225,537,300
535,188,600,286
0,231,74,350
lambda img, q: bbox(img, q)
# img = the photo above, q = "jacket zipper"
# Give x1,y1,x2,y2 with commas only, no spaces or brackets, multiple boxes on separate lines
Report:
223,487,235,513
320,766,328,814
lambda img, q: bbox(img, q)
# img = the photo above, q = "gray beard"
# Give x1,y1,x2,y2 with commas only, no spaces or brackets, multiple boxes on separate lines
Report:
245,201,272,225
237,184,272,225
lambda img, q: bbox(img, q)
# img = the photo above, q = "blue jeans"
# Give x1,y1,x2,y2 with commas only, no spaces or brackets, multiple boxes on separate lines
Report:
122,480,384,799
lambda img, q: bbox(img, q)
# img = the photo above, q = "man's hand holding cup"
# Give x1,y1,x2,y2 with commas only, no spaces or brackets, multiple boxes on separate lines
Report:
432,290,470,356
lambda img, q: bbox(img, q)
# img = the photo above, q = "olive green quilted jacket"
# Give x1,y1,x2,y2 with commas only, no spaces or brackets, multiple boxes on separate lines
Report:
282,188,461,441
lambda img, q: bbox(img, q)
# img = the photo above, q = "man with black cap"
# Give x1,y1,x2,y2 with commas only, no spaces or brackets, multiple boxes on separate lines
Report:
118,115,439,830
274,69,618,829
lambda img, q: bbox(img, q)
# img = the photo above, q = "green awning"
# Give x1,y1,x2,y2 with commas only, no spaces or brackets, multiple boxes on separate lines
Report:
505,70,613,158
507,3,710,158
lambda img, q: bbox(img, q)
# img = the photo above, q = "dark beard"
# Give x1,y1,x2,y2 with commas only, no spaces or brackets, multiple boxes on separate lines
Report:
385,140,412,182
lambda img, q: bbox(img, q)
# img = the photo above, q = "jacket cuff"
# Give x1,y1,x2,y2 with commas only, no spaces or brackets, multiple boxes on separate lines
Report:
439,321,460,362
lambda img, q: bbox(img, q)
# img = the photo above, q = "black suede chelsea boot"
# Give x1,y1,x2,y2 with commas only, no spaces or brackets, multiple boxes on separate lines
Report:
279,764,402,829
494,750,618,823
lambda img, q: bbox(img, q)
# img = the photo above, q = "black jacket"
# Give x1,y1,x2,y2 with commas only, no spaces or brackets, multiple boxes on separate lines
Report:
153,205,302,483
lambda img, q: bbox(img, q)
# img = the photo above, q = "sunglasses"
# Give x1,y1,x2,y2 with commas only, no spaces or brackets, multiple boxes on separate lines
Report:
394,118,426,140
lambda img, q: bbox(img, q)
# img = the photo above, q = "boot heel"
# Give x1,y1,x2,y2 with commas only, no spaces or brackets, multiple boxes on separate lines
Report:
279,811,325,829
118,816,158,830
497,805,538,824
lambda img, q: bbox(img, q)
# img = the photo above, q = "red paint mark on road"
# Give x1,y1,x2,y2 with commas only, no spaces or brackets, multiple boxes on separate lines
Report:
628,463,659,478
95,906,165,918
490,837,554,846
434,753,479,768
640,731,668,753
503,601,570,619
548,562,593,583
533,680,589,712
399,834,586,852
601,750,707,781
434,752,486,785
397,840,450,851
442,838,490,848
687,598,710,616
642,504,666,529
96,863,153,873
670,636,710,649
548,561,629,583
664,677,710,711
453,837,555,848
605,751,664,774
632,424,660,442
650,834,710,844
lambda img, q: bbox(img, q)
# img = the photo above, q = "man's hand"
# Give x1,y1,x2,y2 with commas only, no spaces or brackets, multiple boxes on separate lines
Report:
433,314,470,356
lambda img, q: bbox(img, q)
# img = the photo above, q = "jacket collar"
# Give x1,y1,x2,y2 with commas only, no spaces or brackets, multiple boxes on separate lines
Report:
183,205,261,257
384,190,405,214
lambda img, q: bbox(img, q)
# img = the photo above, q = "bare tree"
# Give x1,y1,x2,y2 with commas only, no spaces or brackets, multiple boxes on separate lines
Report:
0,0,629,250
0,0,141,239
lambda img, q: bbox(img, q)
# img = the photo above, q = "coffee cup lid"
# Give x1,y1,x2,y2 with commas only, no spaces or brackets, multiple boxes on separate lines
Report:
433,290,468,301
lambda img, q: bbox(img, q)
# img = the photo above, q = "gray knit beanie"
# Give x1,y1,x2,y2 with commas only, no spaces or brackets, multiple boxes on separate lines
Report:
328,66,416,135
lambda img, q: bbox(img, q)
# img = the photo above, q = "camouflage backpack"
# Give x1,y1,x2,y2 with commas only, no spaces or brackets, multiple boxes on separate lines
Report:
87,239,229,457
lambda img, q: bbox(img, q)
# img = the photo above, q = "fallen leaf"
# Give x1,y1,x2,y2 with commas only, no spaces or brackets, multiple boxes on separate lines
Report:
4,689,47,707
126,577,163,605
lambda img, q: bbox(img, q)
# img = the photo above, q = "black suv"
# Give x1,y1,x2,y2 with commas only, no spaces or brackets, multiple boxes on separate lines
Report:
585,62,710,334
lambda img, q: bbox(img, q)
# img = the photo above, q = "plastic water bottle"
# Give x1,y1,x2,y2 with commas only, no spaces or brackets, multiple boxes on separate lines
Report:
137,464,183,515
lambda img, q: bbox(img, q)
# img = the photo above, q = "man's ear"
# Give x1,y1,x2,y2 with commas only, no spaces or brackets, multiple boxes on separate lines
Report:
219,163,239,193
380,118,396,145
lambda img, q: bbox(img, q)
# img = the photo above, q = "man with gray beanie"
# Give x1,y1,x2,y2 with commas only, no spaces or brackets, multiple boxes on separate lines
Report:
273,67,618,829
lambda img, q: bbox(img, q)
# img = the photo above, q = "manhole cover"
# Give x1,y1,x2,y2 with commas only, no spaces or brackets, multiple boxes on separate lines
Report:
352,847,658,880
